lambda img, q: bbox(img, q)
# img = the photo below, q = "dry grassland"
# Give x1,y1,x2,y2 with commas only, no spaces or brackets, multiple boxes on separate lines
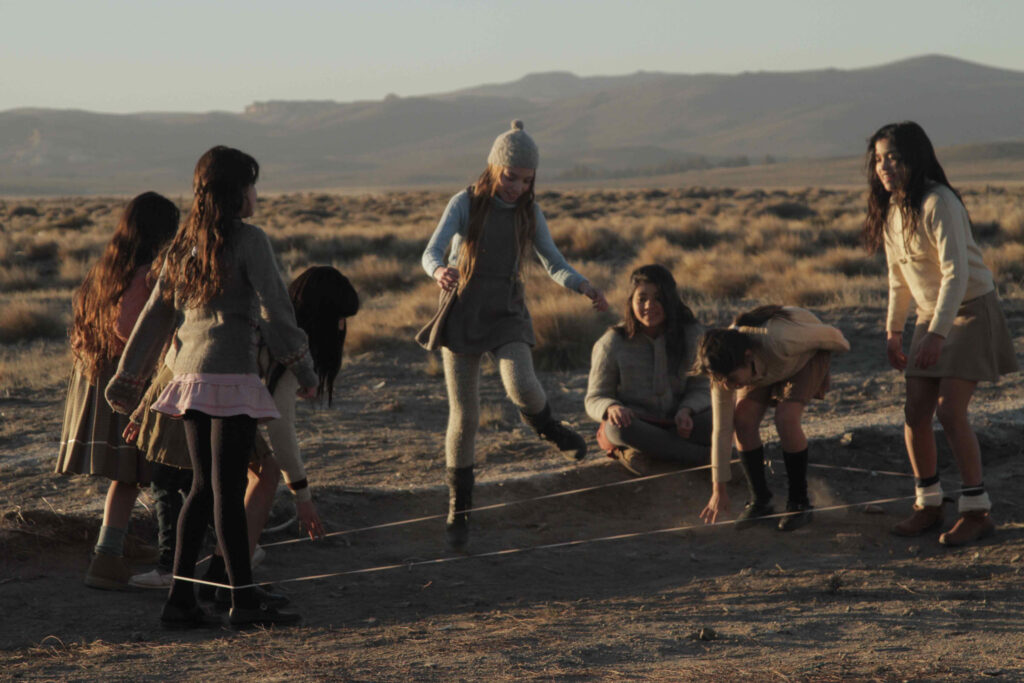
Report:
3,186,1024,382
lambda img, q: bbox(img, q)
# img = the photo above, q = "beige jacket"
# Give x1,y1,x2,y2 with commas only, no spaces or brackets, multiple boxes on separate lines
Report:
885,183,994,337
710,308,849,483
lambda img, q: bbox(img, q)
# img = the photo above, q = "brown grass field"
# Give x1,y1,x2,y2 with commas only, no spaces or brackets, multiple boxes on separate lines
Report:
2,187,1023,681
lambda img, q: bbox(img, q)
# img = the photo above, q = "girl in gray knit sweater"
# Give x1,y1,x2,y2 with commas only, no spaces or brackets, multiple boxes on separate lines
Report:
106,146,317,629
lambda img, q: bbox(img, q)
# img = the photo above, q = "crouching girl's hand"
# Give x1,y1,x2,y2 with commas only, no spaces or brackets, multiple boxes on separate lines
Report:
700,483,730,524
297,499,325,540
580,282,609,312
297,385,317,399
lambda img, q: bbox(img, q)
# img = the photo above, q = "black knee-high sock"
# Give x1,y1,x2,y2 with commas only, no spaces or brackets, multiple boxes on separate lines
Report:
783,448,809,504
739,446,771,502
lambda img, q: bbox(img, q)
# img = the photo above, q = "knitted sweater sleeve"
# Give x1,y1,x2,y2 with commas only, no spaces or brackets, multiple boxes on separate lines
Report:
924,191,971,337
105,269,178,414
264,369,312,503
885,241,914,335
677,322,711,416
421,191,468,278
710,382,735,484
531,204,587,292
585,329,621,423
245,226,318,390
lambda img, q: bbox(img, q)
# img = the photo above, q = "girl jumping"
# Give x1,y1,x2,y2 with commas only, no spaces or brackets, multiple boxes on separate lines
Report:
865,121,1018,546
420,120,608,549
106,146,318,628
694,306,850,531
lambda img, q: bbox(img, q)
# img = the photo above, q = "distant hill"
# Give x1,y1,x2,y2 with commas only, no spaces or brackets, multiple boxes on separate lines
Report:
2,55,1024,195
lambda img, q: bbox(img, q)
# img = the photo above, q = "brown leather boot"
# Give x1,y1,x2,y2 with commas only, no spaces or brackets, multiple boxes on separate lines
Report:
890,504,943,537
939,510,995,547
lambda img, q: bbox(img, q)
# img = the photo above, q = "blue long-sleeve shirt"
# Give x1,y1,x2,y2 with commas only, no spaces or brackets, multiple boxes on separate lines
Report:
421,190,587,293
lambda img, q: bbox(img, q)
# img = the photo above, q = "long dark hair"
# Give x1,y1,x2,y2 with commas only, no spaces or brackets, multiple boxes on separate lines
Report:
692,305,789,381
163,146,259,305
70,192,179,380
287,266,360,405
458,164,537,290
863,121,962,253
620,264,696,356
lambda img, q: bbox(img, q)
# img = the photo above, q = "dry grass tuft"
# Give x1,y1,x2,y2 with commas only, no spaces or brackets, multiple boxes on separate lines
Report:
0,300,67,344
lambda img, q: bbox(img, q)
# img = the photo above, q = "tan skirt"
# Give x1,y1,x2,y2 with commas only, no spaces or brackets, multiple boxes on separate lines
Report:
738,350,832,405
907,290,1019,381
137,364,273,470
55,362,152,484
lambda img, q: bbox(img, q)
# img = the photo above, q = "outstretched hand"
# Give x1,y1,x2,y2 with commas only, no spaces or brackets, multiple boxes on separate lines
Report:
699,485,730,525
580,283,609,312
297,499,325,540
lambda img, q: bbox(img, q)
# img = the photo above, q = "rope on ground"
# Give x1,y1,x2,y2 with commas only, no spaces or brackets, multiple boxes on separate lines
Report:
178,485,952,592
259,457,914,550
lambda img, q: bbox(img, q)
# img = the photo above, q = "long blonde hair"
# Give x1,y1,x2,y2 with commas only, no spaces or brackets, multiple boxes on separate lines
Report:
457,164,537,290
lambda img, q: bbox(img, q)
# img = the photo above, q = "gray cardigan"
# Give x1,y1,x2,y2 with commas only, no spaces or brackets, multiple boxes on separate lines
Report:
106,221,316,414
585,324,710,424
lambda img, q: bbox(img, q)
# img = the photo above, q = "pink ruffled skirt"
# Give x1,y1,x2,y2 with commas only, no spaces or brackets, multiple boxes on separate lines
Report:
152,373,280,421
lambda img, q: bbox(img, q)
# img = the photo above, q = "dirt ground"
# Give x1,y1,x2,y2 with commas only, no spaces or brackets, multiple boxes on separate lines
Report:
2,306,1023,681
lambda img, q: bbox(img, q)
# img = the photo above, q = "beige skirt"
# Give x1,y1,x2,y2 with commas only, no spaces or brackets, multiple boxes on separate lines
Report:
137,364,272,470
907,290,1019,381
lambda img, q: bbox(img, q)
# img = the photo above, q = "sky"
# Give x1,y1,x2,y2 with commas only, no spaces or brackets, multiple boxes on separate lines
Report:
2,0,1022,114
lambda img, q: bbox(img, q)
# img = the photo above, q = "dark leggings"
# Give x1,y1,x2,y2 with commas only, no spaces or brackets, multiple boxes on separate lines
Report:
167,410,257,610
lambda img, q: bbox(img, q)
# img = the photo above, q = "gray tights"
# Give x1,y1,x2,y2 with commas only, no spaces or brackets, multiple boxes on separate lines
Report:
442,343,547,468
603,409,712,466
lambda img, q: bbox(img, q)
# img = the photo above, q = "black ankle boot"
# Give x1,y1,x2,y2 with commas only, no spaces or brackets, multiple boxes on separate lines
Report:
735,447,773,530
445,466,474,550
520,403,586,461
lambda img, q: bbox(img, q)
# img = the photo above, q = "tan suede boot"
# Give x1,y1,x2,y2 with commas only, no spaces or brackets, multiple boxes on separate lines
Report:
890,504,943,536
939,511,995,547
84,552,133,591
613,448,651,477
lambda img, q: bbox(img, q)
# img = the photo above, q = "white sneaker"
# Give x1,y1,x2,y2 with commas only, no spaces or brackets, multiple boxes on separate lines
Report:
129,568,172,589
251,545,266,568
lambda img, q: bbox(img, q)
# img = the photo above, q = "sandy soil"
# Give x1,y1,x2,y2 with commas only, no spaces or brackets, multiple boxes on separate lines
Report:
2,306,1023,681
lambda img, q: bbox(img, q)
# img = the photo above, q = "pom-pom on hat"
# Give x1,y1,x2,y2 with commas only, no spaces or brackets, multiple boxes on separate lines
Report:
487,119,539,170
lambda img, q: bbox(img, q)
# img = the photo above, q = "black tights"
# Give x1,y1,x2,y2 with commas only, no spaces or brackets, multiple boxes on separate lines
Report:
167,411,257,610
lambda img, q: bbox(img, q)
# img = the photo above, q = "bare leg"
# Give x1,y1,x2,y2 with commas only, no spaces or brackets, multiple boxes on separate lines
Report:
733,397,769,451
773,401,807,453
903,376,941,479
243,459,281,555
935,377,981,487
103,480,140,529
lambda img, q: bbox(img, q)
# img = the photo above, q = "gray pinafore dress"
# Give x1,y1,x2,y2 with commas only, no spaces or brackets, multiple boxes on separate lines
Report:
442,200,535,354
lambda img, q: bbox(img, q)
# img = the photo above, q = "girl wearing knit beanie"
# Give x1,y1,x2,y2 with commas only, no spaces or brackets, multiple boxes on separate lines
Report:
865,122,1018,546
420,120,608,549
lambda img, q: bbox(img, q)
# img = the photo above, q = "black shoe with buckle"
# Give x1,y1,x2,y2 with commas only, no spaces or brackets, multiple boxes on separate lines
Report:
734,498,774,530
777,500,814,532
215,584,290,609
229,603,301,629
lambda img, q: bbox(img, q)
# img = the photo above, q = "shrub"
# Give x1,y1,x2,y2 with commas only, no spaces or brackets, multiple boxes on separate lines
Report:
0,300,67,343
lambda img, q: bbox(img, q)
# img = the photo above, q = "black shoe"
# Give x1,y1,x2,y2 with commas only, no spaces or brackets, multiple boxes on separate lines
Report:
160,602,223,630
521,404,587,461
777,500,814,532
734,499,774,530
215,584,290,609
229,603,301,629
445,516,469,550
197,578,223,603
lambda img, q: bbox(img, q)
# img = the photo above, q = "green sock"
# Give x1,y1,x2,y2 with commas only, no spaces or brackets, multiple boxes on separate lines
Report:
95,525,125,556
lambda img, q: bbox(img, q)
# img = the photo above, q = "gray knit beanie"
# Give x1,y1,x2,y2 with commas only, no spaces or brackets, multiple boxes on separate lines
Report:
487,119,539,170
